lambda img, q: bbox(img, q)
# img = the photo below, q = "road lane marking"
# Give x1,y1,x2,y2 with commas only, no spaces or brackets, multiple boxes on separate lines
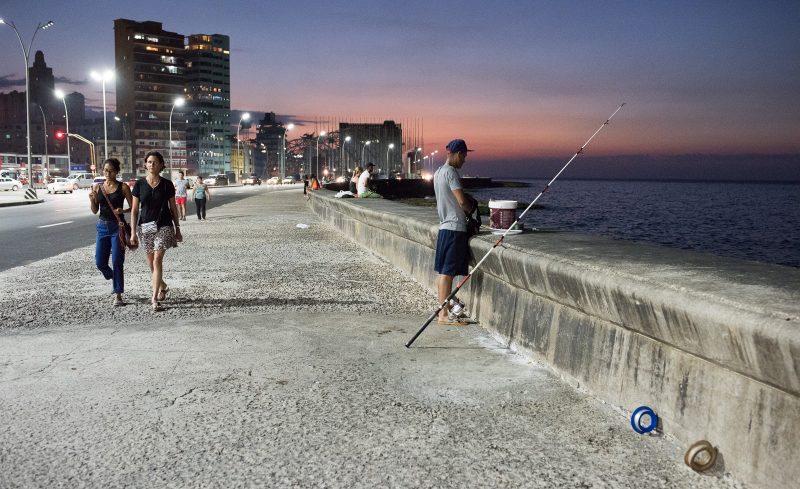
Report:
37,221,74,228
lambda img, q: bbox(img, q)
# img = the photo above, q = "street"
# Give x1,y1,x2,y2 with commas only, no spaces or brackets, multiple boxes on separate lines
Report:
0,183,300,272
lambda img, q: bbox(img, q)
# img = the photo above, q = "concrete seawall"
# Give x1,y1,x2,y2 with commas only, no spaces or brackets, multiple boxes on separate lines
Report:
309,190,800,489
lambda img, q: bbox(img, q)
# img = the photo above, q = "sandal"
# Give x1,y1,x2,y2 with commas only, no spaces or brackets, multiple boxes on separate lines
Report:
113,296,125,307
437,318,470,326
152,302,165,312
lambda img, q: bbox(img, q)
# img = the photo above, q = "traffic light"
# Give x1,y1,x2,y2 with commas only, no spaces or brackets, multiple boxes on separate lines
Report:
55,130,65,140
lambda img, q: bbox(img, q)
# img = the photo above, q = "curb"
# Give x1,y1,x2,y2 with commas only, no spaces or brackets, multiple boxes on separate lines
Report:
0,199,44,207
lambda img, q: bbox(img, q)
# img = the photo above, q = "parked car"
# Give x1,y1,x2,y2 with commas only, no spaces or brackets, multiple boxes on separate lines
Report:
266,177,280,185
0,177,23,191
66,172,95,190
282,177,296,185
206,174,229,186
242,174,261,185
46,177,74,194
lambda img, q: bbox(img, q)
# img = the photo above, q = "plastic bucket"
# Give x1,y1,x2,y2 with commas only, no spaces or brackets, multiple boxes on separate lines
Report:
489,200,517,229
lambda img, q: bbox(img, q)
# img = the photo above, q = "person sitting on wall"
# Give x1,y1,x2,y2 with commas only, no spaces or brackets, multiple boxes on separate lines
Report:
357,163,382,198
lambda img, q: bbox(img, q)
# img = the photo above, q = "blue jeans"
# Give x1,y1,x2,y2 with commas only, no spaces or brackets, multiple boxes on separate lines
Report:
95,220,125,294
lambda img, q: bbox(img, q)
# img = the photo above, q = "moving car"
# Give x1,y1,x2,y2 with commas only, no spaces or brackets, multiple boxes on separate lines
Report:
206,174,229,186
266,177,280,185
242,174,261,185
46,177,74,194
0,177,23,191
282,177,296,184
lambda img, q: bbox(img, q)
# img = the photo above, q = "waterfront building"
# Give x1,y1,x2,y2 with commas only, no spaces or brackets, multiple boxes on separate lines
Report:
184,33,230,176
114,19,186,174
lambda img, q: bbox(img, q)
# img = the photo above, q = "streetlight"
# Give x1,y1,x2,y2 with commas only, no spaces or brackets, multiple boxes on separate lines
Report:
281,123,295,179
341,135,351,173
1,18,54,189
386,143,394,174
316,130,327,177
429,150,439,172
55,89,71,168
237,112,250,177
361,140,371,165
34,104,48,180
167,96,185,177
90,69,114,172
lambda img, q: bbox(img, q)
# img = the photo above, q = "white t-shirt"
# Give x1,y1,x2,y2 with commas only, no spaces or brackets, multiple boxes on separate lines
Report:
357,169,372,194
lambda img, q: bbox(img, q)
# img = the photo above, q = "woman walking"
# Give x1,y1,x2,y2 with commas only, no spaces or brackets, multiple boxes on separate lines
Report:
88,158,133,307
192,175,210,220
129,151,183,312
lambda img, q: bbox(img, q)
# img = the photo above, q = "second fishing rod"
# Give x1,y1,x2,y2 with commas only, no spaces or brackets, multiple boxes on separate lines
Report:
405,103,626,348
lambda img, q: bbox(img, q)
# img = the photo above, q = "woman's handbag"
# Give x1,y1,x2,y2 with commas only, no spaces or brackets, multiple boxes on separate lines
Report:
98,183,137,250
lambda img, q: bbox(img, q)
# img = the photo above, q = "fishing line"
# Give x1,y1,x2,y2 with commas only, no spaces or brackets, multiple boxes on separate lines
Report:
405,103,626,348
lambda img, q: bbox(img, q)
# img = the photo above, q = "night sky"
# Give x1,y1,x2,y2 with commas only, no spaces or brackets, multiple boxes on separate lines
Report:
1,0,798,179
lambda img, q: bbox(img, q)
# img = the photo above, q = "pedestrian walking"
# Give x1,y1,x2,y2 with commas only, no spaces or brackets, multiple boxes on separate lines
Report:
174,171,189,221
433,139,473,325
192,175,210,220
88,158,133,307
129,150,183,312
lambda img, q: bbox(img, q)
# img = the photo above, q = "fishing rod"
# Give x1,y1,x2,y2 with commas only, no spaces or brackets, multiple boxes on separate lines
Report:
405,103,626,348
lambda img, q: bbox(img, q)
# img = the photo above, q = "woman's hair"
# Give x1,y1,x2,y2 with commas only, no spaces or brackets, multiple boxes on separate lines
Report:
196,175,204,181
353,166,362,175
144,150,165,166
103,158,121,172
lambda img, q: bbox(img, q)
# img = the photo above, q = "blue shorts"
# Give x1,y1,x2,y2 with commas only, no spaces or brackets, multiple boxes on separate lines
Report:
434,229,469,277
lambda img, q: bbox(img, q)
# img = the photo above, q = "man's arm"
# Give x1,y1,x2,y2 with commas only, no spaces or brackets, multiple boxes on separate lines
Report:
451,188,470,212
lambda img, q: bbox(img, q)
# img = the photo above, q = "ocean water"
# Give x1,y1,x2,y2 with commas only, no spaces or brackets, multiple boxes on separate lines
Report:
469,179,800,268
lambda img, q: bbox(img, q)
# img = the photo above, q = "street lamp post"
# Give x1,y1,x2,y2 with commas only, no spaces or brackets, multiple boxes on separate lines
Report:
340,135,351,173
315,131,327,177
1,18,54,189
281,123,295,179
90,69,114,172
237,112,250,178
55,90,71,168
34,104,48,180
113,116,131,174
386,143,394,175
361,140,371,166
167,96,185,177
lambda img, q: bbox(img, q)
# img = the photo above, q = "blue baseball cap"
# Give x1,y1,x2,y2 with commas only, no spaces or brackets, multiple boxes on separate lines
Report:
445,139,473,153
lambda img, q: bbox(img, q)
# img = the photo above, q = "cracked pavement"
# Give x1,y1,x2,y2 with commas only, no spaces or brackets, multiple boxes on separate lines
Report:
0,189,745,488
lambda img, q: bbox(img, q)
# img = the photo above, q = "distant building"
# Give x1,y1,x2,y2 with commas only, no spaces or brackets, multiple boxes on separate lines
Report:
339,121,403,176
184,33,231,176
28,51,56,115
255,112,288,178
114,19,186,174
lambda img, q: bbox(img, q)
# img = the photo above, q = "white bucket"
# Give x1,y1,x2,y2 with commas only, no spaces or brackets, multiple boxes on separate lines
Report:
489,200,517,229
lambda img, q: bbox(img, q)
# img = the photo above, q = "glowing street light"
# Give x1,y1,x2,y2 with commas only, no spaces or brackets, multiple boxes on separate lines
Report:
386,143,395,174
237,112,251,176
341,135,351,171
167,96,185,175
281,123,295,179
54,89,71,166
361,140,371,165
90,69,114,170
1,18,54,189
316,130,327,177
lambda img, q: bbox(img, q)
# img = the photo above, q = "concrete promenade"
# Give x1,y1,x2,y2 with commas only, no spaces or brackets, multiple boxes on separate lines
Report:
0,189,743,488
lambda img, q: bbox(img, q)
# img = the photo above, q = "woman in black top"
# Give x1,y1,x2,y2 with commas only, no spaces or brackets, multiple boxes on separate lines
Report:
89,158,133,307
130,151,183,312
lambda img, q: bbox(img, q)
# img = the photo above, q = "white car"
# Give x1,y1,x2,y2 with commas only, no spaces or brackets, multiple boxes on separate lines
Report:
0,177,23,191
282,177,295,184
266,177,280,185
66,172,95,189
47,178,74,194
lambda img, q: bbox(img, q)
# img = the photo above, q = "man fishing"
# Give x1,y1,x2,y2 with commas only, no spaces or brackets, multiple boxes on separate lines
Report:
433,139,474,325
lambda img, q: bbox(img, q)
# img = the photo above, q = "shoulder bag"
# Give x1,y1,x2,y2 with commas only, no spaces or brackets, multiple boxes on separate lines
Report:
99,183,137,250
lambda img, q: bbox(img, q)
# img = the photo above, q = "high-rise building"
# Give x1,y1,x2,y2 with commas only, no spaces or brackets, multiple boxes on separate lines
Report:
114,19,186,174
255,112,287,178
184,34,230,176
28,51,55,115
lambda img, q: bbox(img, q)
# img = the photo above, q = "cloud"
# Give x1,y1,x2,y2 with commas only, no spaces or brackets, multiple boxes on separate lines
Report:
0,74,25,89
54,76,87,86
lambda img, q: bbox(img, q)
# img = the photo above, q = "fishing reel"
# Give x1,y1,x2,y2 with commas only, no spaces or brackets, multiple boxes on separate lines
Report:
448,298,467,319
